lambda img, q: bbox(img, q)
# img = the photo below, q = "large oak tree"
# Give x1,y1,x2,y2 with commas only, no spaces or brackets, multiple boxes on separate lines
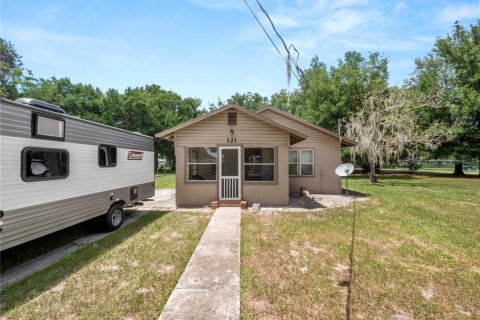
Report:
410,21,480,175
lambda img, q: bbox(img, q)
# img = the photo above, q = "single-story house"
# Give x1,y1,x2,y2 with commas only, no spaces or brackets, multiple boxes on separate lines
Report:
155,104,356,207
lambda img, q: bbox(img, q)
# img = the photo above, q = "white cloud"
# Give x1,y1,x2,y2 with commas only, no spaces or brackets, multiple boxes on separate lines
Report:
237,25,265,42
6,25,103,45
188,0,243,10
269,13,302,28
437,3,480,22
394,2,407,12
318,9,382,36
412,35,436,44
3,24,135,73
331,0,368,9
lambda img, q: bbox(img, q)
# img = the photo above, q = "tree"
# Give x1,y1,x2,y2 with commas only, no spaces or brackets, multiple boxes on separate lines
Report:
410,21,480,175
270,89,306,114
297,51,389,131
226,92,269,111
101,84,202,167
345,89,449,183
22,77,105,122
0,38,34,99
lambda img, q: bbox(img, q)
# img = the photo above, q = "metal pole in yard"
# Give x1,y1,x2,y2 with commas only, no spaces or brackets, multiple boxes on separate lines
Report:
346,175,349,197
346,197,356,320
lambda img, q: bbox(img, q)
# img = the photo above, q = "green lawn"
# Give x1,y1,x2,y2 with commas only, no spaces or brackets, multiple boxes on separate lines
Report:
385,167,479,175
1,211,211,319
241,175,480,319
418,167,479,175
155,172,176,189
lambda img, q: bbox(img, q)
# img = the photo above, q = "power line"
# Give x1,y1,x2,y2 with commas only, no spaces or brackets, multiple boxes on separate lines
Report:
254,0,313,91
242,0,302,85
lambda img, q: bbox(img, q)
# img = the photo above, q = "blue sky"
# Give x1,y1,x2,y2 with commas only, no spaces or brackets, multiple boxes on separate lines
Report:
2,0,479,108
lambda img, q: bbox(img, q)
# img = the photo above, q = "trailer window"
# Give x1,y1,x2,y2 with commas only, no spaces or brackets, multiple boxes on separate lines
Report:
32,112,65,140
98,145,117,167
22,148,69,181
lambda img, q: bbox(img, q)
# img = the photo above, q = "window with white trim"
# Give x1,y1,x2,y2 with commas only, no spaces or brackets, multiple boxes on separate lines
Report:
244,148,275,181
289,150,298,176
289,149,314,176
187,147,217,181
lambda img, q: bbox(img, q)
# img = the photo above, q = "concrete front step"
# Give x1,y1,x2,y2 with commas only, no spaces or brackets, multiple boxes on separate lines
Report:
211,200,247,209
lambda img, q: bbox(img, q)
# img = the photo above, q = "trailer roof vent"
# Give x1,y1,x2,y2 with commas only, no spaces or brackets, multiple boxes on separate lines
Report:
15,98,65,114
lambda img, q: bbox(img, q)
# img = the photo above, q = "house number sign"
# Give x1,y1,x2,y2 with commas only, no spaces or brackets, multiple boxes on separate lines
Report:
227,129,237,143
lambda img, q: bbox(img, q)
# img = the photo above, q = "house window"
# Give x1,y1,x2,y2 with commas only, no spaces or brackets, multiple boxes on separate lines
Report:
289,149,314,176
244,148,275,181
228,112,237,125
289,150,298,176
22,148,69,181
188,147,217,181
32,112,65,140
99,145,117,167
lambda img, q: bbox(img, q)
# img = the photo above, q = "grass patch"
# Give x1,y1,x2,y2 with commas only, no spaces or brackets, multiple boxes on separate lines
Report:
1,211,211,319
241,175,480,319
418,167,479,175
155,171,176,189
1,218,104,273
385,167,479,175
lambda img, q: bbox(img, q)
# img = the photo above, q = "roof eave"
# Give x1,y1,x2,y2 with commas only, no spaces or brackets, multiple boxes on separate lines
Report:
155,104,308,143
258,106,357,147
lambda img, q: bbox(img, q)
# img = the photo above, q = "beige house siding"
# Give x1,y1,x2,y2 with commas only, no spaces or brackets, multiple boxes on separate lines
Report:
242,146,290,206
174,146,218,207
174,109,290,207
176,110,289,147
261,109,342,194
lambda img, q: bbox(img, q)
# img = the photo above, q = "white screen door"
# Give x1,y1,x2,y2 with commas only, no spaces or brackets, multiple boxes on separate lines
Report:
219,146,241,200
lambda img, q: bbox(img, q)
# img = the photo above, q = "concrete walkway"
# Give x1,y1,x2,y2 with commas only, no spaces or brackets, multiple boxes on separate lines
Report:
159,207,241,320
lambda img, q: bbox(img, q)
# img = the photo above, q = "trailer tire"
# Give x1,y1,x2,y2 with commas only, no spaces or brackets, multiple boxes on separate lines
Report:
105,204,124,231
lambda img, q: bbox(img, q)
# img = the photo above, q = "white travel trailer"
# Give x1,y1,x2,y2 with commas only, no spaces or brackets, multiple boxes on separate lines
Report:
0,98,155,250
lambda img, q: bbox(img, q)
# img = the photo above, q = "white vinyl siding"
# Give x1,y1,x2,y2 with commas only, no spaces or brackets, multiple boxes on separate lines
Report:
289,149,314,176
0,136,154,211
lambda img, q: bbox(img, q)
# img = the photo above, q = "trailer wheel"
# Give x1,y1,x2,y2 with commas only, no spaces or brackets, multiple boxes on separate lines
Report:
105,204,124,231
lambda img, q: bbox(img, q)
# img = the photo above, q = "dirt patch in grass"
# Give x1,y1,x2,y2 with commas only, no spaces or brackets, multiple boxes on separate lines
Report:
241,175,480,319
1,211,211,320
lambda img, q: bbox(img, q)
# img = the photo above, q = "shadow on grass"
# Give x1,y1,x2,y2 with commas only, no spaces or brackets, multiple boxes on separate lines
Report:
288,196,326,209
381,169,479,178
351,174,417,181
0,211,168,313
0,211,144,273
349,174,423,189
1,217,106,273
340,189,370,197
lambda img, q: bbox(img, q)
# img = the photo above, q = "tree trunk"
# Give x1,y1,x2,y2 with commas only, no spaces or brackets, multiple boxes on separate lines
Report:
478,161,479,177
370,161,378,183
453,161,464,176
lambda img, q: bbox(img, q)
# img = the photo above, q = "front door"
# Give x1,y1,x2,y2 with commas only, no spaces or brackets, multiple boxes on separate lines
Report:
219,146,241,200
